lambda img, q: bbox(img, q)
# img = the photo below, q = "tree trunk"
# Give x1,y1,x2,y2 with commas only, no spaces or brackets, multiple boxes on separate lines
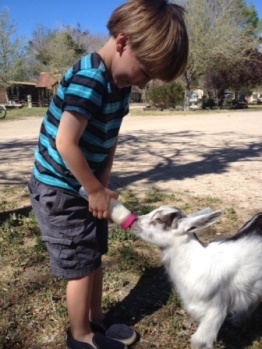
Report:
184,71,191,111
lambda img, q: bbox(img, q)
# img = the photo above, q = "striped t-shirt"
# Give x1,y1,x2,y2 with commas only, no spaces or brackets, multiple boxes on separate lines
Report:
33,52,131,192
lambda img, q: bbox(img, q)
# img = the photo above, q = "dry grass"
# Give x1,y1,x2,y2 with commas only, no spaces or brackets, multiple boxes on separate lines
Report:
0,186,262,349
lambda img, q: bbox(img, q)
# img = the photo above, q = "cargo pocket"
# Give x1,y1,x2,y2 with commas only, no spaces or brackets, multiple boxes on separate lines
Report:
42,235,78,269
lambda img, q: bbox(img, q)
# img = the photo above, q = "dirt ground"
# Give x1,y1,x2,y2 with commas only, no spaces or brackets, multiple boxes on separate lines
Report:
0,109,261,222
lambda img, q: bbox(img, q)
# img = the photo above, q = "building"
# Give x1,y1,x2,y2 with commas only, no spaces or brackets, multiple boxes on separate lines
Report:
35,72,60,107
0,82,37,106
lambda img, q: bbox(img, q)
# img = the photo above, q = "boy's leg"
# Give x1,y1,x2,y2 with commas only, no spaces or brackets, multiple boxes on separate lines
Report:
89,265,104,324
67,273,95,344
67,265,104,343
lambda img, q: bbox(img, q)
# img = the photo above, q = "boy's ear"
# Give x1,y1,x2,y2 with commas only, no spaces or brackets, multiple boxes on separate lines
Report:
116,34,128,54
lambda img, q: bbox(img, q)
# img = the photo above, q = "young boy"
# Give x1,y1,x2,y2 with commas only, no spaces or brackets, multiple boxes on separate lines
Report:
28,1,189,348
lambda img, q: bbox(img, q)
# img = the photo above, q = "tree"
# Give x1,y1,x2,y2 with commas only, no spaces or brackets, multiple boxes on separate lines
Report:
47,31,80,73
204,50,262,98
27,25,54,68
0,9,24,97
27,24,108,75
62,23,108,57
47,24,108,74
182,0,261,109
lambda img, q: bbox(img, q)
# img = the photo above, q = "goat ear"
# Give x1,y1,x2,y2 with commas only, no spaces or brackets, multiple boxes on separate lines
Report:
182,211,222,233
161,211,182,229
188,207,212,217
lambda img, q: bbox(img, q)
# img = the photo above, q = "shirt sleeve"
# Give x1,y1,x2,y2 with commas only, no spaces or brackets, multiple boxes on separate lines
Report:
62,69,106,120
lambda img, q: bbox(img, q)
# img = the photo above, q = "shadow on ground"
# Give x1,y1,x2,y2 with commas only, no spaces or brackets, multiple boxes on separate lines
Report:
0,205,32,223
112,130,262,190
105,266,172,327
218,304,262,348
0,140,36,185
0,130,261,189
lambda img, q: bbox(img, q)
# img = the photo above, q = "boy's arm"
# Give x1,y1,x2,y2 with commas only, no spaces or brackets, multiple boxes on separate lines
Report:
56,110,118,219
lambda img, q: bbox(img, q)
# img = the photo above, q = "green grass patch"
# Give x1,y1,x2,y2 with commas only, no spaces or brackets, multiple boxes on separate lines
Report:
129,104,262,117
1,104,262,122
0,107,46,121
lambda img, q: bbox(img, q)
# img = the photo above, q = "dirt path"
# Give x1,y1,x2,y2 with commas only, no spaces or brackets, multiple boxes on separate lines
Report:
0,110,261,220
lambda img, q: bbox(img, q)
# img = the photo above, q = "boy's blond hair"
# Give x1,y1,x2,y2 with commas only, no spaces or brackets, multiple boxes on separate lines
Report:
107,0,189,82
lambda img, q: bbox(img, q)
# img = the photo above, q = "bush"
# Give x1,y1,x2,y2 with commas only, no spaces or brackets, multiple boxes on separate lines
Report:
202,98,216,109
146,82,184,109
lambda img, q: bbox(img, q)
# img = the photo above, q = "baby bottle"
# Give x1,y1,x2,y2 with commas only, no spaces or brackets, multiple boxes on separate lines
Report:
79,186,136,230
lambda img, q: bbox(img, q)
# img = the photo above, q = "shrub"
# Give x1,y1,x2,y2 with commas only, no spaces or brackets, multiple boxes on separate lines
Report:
202,98,216,109
146,82,184,109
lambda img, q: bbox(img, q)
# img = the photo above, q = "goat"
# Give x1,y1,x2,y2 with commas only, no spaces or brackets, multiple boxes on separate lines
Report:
132,206,262,349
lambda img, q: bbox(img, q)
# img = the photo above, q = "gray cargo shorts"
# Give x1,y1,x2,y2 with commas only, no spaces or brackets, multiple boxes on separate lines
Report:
28,176,108,279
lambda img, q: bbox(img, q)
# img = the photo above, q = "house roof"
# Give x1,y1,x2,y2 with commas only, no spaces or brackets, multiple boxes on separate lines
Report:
10,81,36,86
35,72,59,89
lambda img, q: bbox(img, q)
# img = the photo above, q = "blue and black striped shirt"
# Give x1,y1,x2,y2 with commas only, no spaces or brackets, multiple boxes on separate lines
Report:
33,52,131,192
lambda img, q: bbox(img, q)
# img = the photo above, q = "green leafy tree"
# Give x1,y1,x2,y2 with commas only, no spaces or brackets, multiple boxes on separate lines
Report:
47,31,80,73
27,24,108,75
0,9,24,96
182,0,261,109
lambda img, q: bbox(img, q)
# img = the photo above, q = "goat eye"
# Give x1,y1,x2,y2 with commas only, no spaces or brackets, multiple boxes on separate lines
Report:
156,217,163,224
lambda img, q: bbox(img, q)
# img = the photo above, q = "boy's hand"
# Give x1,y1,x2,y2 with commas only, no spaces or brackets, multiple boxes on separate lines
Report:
88,187,118,220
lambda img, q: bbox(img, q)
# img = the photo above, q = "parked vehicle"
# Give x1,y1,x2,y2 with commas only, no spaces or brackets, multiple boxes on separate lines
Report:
189,92,199,103
230,95,248,109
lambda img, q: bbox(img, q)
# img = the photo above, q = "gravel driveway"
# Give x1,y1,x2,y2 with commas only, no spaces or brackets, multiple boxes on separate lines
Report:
0,109,261,220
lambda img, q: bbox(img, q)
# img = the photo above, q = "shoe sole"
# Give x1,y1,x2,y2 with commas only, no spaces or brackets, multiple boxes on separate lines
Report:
108,331,137,346
67,341,127,349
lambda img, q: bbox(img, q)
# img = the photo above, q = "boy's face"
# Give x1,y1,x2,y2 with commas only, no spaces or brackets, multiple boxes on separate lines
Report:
111,35,151,89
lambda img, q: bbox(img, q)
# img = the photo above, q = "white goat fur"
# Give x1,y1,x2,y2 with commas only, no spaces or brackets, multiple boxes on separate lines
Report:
132,206,262,349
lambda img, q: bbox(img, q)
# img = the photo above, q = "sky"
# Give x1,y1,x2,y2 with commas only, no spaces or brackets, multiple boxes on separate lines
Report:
0,0,124,40
0,0,261,41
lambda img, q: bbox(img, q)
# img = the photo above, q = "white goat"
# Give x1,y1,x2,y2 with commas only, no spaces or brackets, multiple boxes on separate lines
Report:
132,206,262,349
